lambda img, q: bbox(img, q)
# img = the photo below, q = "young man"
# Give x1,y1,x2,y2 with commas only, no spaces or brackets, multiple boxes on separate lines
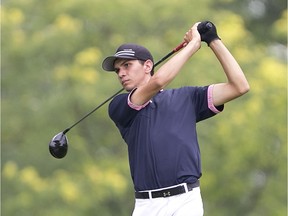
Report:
102,22,249,216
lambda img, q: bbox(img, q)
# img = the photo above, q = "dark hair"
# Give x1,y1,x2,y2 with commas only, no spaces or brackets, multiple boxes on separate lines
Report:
138,60,154,76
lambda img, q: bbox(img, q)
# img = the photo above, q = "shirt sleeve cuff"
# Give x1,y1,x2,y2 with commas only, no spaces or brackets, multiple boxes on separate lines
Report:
207,85,223,114
127,88,150,111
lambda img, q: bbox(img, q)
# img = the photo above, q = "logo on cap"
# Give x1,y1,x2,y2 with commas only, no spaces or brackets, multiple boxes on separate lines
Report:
115,49,135,58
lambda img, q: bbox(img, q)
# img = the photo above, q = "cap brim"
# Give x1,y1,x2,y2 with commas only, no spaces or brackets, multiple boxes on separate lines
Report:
102,56,137,72
102,56,117,71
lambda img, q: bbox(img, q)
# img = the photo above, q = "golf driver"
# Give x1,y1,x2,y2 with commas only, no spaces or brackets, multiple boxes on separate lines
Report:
49,21,213,159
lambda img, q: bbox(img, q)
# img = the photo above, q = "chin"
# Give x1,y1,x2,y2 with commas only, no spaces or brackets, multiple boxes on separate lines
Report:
123,85,133,92
126,88,134,92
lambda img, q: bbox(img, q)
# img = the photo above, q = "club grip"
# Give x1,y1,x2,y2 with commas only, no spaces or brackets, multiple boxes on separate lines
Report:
173,22,213,52
173,41,186,52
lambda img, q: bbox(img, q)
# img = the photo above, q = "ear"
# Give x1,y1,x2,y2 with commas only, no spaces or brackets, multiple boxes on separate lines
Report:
143,60,154,74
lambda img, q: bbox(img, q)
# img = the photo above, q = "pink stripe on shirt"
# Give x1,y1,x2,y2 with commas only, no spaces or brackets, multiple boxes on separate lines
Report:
208,84,221,113
128,88,150,111
128,86,221,113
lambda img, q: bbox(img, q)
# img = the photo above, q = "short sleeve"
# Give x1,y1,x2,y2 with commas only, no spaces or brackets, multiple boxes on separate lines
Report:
127,88,150,111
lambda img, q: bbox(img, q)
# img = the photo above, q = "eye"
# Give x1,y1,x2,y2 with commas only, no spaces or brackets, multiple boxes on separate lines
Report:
124,62,130,68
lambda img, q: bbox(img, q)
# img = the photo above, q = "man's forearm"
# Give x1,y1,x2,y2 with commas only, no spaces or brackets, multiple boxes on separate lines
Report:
152,40,200,88
210,40,250,94
130,23,201,106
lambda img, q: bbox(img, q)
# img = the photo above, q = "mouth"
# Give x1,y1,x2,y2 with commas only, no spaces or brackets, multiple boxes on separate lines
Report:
121,80,129,86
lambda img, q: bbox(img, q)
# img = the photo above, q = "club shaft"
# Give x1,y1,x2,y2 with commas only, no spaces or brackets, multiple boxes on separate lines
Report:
63,88,124,134
63,41,186,134
154,42,185,68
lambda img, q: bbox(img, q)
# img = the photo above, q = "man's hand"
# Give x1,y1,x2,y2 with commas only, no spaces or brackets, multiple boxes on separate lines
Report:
197,21,221,46
184,22,201,48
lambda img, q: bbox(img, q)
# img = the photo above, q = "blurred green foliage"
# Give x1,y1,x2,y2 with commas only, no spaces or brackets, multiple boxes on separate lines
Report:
1,0,287,215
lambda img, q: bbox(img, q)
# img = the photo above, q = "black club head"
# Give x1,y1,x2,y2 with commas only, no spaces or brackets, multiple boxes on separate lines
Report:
49,132,68,159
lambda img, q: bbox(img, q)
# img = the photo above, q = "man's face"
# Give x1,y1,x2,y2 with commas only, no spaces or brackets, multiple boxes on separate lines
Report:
114,59,150,91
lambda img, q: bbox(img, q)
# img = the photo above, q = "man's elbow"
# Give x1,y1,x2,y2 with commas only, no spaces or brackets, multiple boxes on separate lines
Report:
238,82,250,95
149,75,167,90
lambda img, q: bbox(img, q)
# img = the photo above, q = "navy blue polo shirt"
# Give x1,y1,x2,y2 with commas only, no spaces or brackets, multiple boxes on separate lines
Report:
108,85,224,191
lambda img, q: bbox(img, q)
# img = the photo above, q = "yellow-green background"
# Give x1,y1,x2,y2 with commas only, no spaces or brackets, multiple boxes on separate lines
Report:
2,0,287,215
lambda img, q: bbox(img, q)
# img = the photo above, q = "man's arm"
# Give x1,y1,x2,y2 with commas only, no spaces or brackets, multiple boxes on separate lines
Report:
130,23,201,106
209,40,250,106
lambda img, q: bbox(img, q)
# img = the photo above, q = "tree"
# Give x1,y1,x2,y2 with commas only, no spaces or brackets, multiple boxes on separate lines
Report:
2,0,287,215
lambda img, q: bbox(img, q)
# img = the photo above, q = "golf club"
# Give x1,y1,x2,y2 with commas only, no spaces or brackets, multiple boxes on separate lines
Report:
49,21,213,159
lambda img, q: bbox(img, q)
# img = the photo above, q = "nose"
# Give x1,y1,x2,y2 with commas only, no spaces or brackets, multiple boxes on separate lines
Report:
117,68,126,78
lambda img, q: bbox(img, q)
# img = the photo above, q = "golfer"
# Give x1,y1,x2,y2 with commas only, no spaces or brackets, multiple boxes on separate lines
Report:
102,22,249,216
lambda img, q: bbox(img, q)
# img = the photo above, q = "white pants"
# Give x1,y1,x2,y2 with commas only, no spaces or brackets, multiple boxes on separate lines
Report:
132,187,204,216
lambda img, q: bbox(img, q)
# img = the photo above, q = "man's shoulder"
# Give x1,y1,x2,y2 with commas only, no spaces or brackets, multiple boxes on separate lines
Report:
163,86,209,95
110,93,129,103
